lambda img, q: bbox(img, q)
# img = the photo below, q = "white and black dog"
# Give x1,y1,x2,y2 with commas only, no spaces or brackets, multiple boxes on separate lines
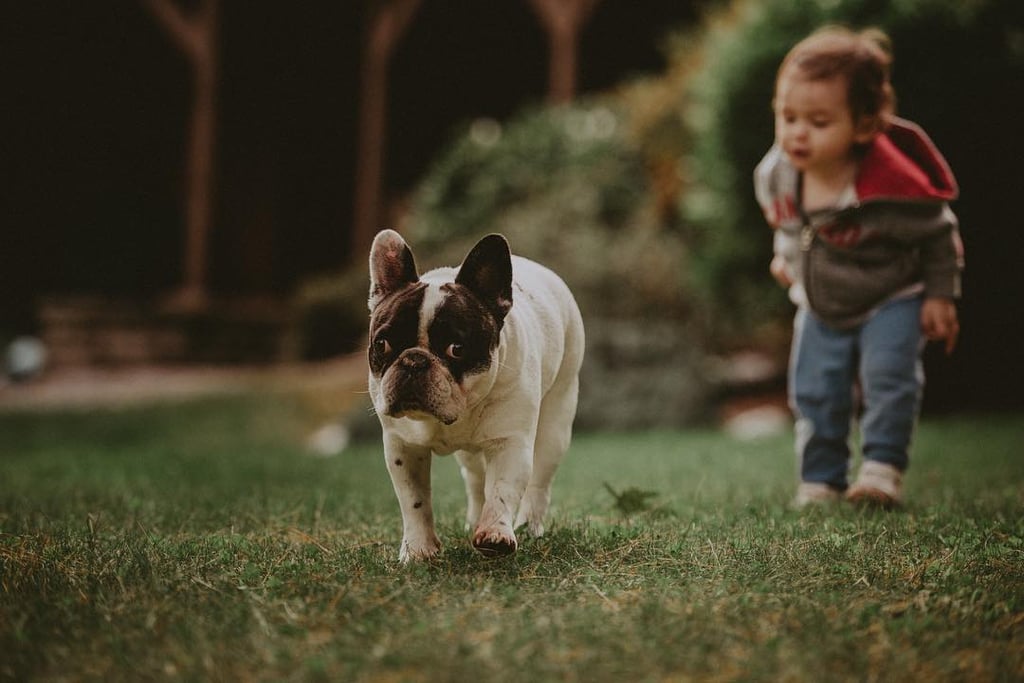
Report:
368,230,584,562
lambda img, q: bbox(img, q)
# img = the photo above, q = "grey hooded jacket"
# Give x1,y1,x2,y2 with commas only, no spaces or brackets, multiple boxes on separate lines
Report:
755,117,963,329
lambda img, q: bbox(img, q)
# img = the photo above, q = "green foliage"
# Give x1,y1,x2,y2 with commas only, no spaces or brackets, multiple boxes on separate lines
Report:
411,104,644,251
603,483,660,516
1,399,1023,681
406,102,698,321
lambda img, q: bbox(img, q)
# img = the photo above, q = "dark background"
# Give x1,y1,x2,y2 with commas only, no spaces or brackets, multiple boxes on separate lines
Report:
5,1,701,309
5,1,1022,414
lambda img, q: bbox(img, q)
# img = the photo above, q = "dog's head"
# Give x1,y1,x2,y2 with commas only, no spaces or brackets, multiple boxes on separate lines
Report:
367,230,513,425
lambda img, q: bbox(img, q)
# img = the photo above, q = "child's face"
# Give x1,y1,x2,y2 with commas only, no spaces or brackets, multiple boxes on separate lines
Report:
774,72,874,176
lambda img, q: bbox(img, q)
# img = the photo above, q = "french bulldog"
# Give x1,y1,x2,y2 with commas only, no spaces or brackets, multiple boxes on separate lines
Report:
368,229,585,562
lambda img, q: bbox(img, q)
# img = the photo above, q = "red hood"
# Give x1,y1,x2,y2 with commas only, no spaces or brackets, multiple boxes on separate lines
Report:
855,117,959,202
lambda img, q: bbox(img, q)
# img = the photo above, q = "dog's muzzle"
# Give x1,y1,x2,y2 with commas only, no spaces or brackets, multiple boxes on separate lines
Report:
397,349,432,372
383,349,458,424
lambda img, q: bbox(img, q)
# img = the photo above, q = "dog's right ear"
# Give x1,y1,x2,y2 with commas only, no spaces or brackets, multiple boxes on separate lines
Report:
369,229,419,310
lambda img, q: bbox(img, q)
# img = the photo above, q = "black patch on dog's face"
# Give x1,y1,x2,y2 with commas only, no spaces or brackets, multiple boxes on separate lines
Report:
368,280,501,386
426,283,501,383
368,283,426,377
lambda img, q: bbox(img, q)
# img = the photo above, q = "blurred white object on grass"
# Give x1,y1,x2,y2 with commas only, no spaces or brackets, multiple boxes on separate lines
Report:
6,336,48,382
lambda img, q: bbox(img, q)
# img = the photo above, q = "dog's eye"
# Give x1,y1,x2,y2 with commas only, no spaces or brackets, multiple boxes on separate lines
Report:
446,343,463,359
374,337,392,356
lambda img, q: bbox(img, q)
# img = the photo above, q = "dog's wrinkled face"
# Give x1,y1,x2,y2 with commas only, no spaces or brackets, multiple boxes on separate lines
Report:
368,231,512,425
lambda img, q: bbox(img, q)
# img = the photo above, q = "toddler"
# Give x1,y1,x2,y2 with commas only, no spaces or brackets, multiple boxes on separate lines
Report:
754,27,964,508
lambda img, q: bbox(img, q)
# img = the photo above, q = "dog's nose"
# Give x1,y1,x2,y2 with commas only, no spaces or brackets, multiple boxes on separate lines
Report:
400,350,431,371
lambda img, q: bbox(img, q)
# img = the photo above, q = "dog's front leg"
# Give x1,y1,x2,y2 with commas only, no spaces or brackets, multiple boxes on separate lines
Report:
384,436,441,562
472,437,532,557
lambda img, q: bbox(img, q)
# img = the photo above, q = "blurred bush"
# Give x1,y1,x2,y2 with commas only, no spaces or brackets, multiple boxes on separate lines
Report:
406,103,696,321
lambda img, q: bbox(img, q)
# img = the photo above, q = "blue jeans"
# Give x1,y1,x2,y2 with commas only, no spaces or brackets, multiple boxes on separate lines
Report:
789,296,925,490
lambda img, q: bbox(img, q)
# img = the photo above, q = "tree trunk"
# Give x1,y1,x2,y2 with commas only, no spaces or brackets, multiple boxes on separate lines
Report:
527,0,599,104
179,43,217,308
351,0,423,264
144,0,219,309
547,22,577,104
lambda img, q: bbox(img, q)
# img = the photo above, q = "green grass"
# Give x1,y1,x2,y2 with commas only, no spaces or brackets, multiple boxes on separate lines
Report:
1,396,1022,682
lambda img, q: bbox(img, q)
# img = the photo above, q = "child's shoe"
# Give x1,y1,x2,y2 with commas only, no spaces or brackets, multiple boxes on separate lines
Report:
846,461,903,509
792,482,842,509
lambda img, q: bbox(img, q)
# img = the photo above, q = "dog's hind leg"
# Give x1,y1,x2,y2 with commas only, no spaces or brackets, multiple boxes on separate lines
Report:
455,450,486,531
515,373,579,537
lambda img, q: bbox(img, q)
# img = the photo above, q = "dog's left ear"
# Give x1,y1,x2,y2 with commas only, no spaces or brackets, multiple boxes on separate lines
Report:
369,229,419,310
456,234,513,322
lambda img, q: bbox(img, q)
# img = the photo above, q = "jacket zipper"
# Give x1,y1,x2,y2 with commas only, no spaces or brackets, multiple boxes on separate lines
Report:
797,172,816,311
800,225,814,251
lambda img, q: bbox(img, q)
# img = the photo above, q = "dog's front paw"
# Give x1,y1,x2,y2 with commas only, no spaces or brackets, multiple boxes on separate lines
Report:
472,527,517,558
399,534,442,563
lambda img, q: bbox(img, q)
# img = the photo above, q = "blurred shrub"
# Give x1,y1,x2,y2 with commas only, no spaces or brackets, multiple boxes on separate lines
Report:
405,102,697,322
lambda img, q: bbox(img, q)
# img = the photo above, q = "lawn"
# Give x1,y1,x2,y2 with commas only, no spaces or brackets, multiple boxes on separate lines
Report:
1,395,1022,682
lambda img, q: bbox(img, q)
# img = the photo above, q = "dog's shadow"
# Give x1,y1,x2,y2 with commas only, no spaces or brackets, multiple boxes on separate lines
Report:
399,525,590,577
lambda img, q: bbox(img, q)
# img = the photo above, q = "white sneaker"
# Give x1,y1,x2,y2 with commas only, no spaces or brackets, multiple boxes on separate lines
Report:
792,482,842,509
847,461,903,508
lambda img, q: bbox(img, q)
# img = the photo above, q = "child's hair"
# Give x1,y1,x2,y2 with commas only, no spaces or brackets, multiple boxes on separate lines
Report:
777,26,896,132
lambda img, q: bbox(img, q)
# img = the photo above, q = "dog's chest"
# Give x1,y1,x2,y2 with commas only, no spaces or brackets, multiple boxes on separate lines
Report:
387,414,484,455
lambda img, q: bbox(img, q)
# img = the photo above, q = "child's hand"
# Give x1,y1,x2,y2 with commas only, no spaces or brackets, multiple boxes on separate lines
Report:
770,255,793,287
921,297,960,355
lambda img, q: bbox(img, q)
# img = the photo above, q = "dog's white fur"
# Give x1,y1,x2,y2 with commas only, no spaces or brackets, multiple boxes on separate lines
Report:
368,230,584,562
